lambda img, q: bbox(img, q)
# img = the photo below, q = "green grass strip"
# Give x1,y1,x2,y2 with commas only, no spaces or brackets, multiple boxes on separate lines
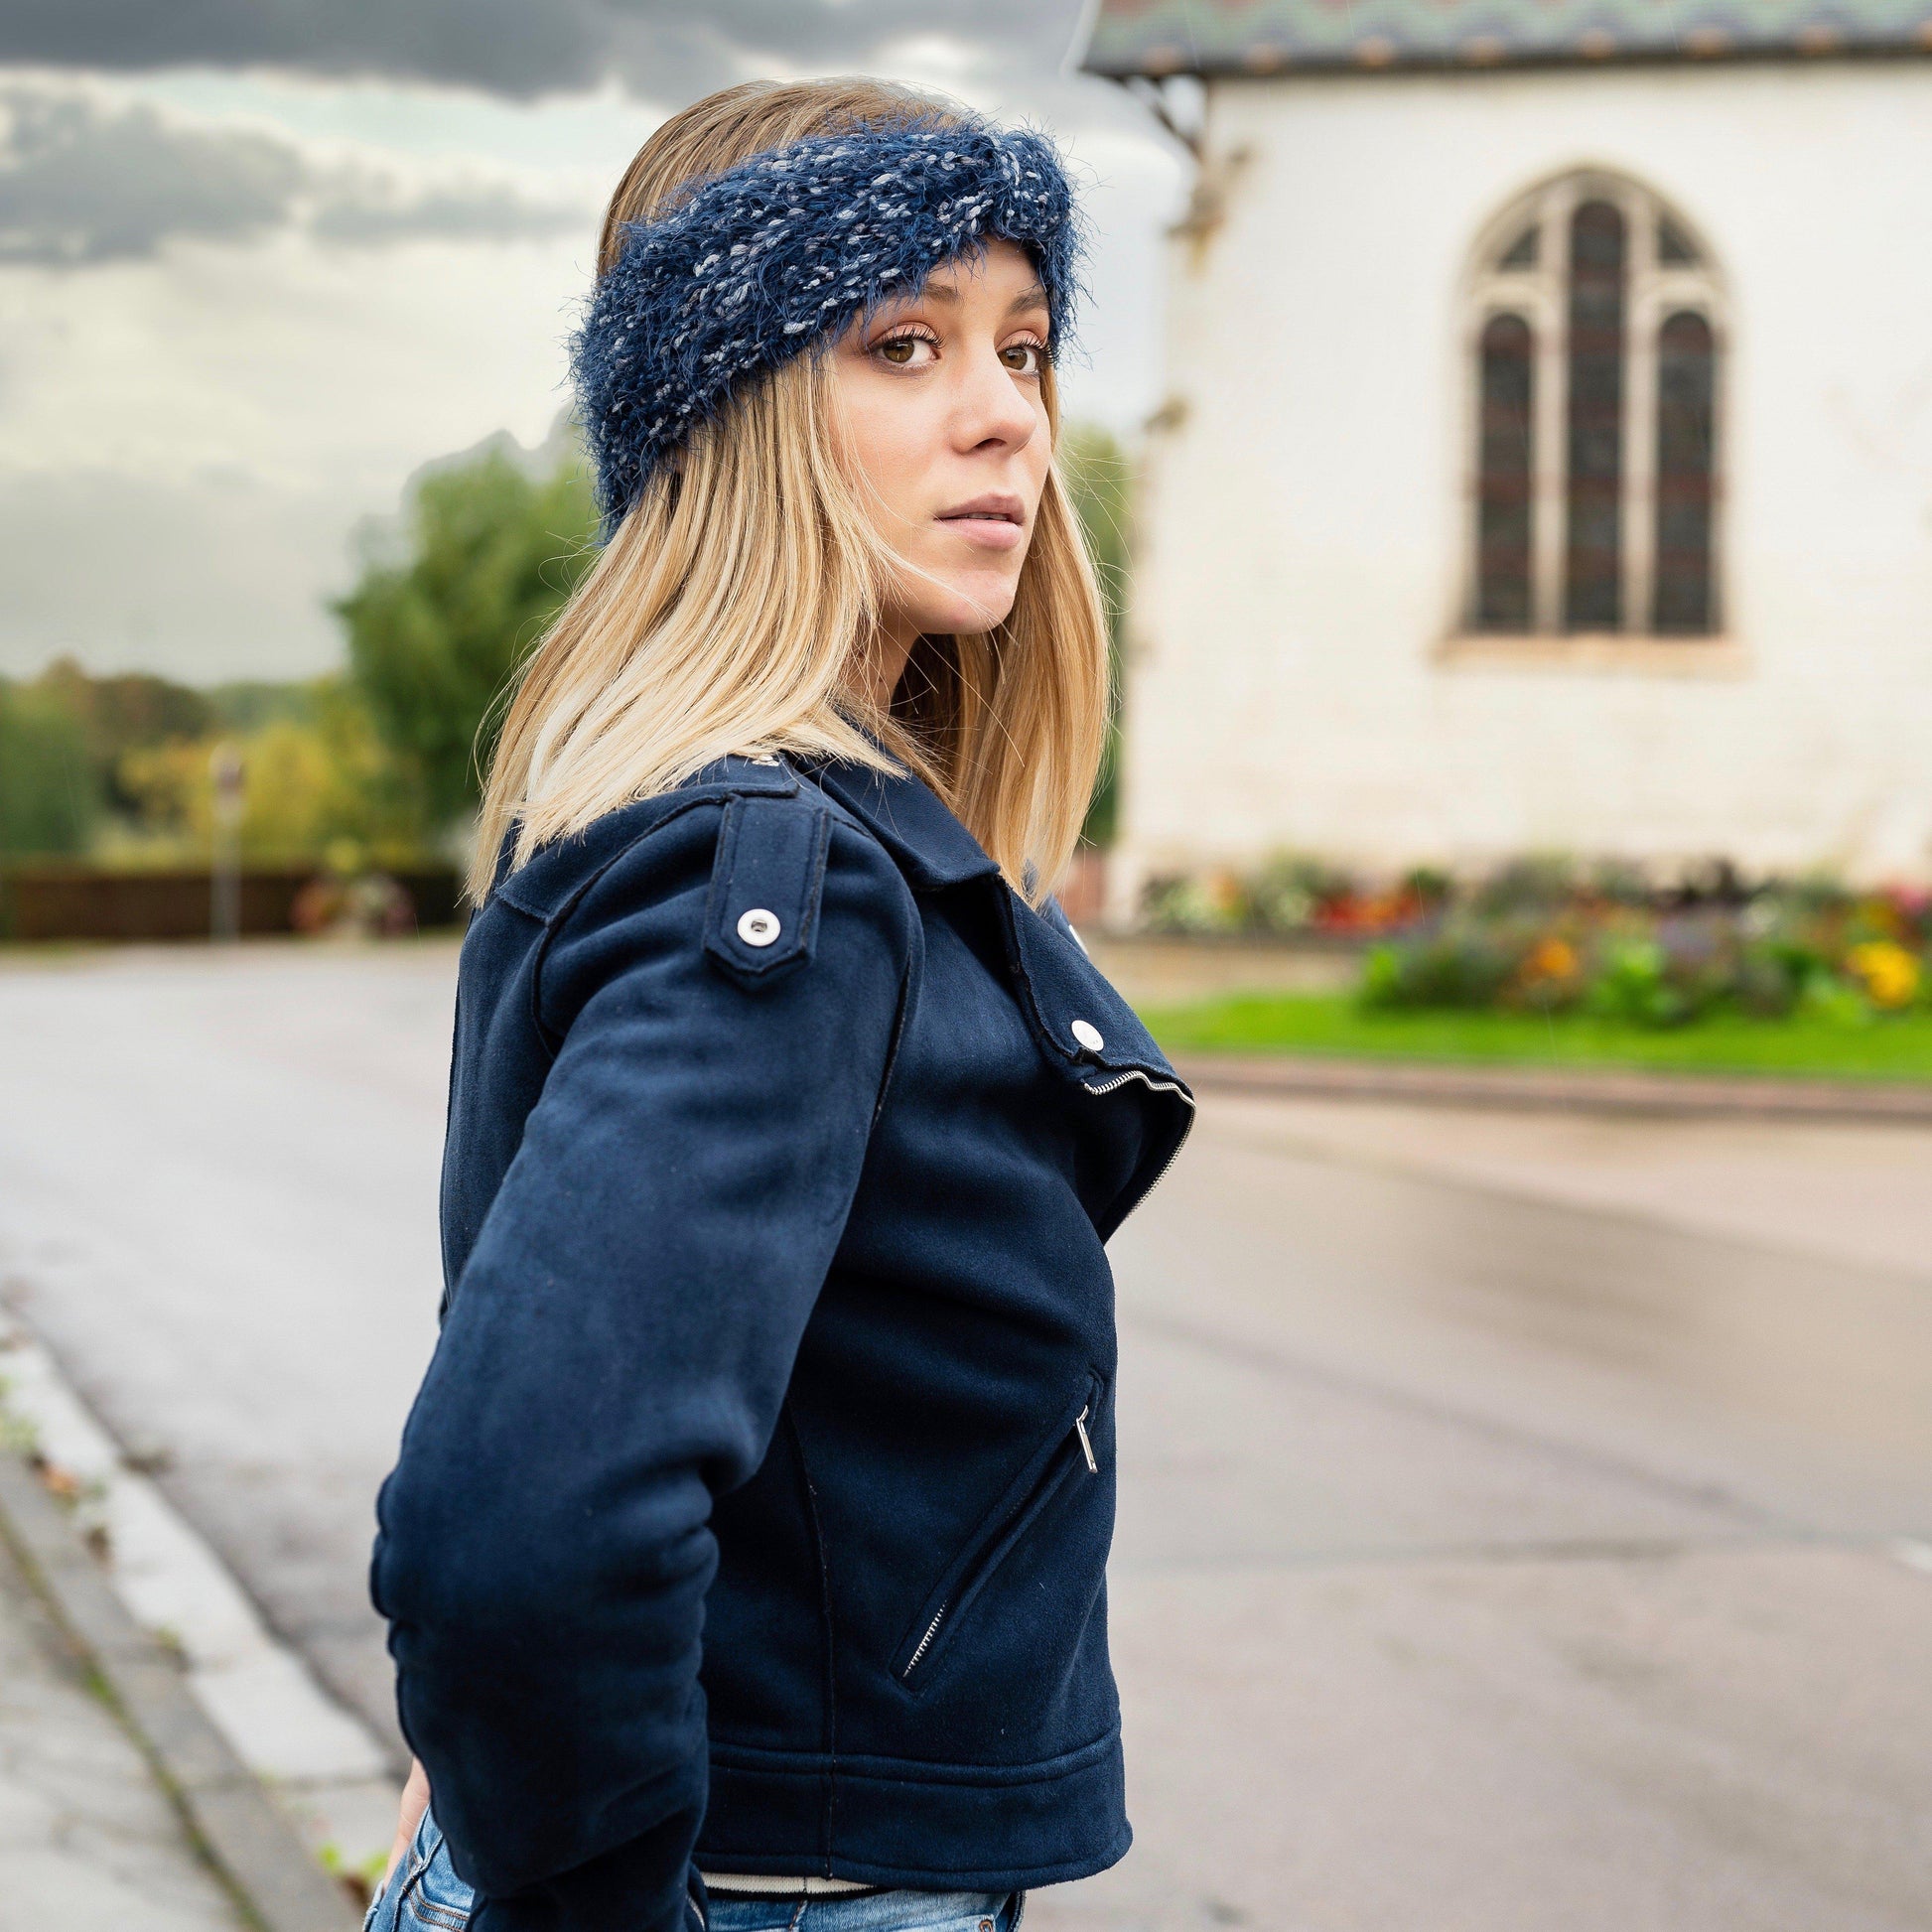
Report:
1140,991,1932,1083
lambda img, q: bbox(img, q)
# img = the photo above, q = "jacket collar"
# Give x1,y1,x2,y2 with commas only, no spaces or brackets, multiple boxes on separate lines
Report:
807,756,1003,893
491,755,796,917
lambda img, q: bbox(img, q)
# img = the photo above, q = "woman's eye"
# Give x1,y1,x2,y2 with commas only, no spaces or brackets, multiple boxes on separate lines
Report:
1001,341,1045,377
875,332,937,367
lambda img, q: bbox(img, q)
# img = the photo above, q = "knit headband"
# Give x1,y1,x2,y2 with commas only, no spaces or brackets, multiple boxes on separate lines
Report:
571,119,1084,528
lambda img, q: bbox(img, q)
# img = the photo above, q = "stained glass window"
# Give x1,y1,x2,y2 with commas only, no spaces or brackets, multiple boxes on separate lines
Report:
1477,315,1535,630
1657,217,1701,266
1564,200,1626,630
1466,177,1720,640
1653,311,1716,632
1498,225,1539,269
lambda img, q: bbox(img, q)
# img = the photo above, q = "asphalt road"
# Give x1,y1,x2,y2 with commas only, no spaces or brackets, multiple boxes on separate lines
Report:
3,942,1930,1931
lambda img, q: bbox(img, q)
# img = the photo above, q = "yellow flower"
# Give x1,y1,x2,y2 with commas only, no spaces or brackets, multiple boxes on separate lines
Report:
1847,940,1922,1010
1522,936,1580,984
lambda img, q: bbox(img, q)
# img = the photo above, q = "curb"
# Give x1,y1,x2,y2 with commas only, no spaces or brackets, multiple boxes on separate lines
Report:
1173,1052,1932,1123
0,1311,399,1887
0,1450,361,1932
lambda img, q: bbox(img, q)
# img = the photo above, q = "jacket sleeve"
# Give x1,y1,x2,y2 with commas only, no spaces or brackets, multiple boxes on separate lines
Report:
369,797,917,1932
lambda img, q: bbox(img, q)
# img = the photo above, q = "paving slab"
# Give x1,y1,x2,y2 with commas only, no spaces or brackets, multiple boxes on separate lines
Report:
0,1313,399,1889
0,1446,363,1931
0,1489,248,1932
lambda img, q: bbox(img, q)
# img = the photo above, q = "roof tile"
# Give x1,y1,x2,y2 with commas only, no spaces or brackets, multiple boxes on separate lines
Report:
1079,0,1932,73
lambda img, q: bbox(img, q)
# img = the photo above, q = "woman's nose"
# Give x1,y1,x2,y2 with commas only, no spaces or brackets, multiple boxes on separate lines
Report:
953,346,1038,454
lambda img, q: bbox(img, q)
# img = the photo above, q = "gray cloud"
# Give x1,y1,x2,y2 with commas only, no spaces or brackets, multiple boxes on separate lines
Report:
0,85,301,263
0,1,1090,106
0,84,586,265
310,176,581,245
0,0,1122,267
0,0,635,97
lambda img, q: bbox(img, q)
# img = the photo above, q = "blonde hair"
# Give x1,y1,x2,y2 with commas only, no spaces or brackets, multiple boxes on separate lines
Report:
470,77,1111,907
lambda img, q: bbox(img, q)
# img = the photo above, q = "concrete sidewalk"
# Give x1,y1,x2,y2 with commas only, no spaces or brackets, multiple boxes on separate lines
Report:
1197,1089,1932,1285
0,1492,248,1932
0,1439,366,1932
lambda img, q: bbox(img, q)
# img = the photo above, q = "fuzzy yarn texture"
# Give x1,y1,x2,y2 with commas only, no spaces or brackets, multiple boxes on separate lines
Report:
571,119,1085,527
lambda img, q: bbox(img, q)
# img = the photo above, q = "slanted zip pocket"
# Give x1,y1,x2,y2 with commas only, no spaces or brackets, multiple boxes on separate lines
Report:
892,1373,1105,1690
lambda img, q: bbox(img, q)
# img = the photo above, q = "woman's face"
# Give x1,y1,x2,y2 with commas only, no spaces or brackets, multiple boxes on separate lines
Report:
832,238,1053,662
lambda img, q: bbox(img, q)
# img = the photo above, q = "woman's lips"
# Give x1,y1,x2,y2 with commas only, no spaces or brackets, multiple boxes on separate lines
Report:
936,493,1027,552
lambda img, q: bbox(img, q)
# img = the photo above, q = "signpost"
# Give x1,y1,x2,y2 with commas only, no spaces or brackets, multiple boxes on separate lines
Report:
209,743,244,944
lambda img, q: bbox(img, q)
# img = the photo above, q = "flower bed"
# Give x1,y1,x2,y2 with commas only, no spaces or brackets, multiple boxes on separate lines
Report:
1369,872,1929,1026
1140,856,1449,941
1141,856,1931,1027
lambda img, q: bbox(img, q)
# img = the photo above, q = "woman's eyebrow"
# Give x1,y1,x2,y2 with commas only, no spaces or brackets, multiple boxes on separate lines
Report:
905,278,1050,317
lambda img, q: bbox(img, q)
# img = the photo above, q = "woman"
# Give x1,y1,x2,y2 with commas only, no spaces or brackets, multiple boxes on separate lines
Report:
365,75,1194,1932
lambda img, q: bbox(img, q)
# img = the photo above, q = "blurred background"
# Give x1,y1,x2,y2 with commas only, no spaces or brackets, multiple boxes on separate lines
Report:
3,4,1932,1930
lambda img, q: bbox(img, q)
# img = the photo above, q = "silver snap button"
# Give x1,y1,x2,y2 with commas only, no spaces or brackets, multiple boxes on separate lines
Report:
737,907,781,947
1070,1019,1104,1053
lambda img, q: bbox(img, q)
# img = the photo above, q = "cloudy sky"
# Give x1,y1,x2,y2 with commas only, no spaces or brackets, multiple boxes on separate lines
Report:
0,1,1187,681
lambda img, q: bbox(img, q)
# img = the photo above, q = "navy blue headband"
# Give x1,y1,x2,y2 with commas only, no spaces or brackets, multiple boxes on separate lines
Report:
571,119,1084,528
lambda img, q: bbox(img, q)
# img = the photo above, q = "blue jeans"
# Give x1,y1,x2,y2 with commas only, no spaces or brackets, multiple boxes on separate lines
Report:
364,1805,1024,1932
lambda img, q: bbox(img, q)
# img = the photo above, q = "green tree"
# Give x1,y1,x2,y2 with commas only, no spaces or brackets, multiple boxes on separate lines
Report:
36,657,216,815
0,680,100,857
338,442,599,828
116,680,427,866
1060,423,1132,847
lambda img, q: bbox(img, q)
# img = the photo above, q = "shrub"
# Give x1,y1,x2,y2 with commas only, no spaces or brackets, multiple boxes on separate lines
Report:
1362,924,1521,1009
1249,854,1351,933
1472,855,1579,917
1587,939,1703,1028
115,688,425,865
0,681,100,857
1141,871,1247,935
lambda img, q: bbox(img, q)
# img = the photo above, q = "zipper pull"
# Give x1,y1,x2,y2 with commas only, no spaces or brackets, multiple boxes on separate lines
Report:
1073,1405,1098,1474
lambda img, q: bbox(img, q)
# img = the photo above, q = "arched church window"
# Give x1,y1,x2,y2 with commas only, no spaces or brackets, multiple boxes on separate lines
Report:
1462,173,1724,640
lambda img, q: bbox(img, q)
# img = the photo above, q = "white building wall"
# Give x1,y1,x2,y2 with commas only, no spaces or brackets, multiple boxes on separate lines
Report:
1118,63,1932,903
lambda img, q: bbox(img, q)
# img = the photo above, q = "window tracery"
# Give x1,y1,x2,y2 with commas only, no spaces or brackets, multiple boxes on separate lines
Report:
1463,172,1724,639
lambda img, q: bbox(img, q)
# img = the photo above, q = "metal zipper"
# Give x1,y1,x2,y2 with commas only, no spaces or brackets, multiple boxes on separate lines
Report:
1081,1068,1191,1099
1005,899,1198,1207
900,1401,1104,1679
902,1602,949,1677
1079,1067,1198,1199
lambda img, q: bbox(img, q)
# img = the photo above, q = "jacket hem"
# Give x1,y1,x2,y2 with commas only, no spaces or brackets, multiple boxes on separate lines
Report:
693,1830,1132,1894
698,1729,1129,1890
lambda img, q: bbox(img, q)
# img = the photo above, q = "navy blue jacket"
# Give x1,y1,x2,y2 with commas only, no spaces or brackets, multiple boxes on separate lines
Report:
370,753,1194,1932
